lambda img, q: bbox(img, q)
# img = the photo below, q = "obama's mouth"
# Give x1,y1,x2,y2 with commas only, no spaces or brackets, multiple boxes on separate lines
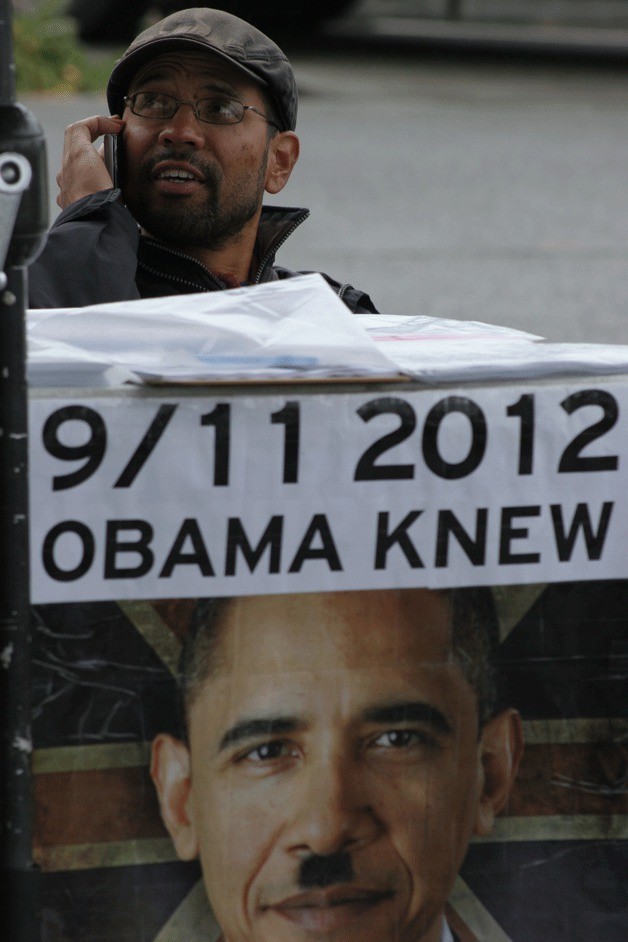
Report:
262,885,396,931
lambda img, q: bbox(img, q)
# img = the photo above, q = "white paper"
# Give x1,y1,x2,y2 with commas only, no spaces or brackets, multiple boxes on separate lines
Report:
359,314,628,382
27,274,400,384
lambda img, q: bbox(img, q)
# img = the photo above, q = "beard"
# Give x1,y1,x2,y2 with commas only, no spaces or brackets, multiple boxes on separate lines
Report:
122,148,268,252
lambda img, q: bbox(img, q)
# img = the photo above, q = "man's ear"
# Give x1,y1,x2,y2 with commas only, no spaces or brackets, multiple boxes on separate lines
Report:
150,733,199,861
474,708,524,837
265,131,300,195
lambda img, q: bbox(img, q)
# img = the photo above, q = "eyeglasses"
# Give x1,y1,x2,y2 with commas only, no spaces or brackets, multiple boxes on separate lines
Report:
123,92,280,129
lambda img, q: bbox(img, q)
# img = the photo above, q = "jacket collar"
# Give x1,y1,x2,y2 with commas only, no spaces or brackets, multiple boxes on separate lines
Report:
139,204,310,287
251,204,309,281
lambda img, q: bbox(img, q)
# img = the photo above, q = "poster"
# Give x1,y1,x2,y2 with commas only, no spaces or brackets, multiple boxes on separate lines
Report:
27,381,628,942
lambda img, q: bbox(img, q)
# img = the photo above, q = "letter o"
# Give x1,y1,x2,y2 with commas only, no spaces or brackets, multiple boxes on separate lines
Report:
42,521,95,582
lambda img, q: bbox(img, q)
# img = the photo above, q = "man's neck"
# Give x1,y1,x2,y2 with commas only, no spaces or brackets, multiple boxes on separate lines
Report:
142,217,259,286
186,231,257,285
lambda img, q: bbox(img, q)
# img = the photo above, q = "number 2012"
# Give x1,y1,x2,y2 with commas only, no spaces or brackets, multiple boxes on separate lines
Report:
41,389,619,491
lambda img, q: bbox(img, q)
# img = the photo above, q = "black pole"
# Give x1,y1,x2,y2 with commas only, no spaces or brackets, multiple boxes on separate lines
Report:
0,1,48,939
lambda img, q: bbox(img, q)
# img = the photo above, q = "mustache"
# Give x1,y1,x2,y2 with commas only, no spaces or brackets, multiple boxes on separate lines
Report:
257,858,400,911
298,851,355,889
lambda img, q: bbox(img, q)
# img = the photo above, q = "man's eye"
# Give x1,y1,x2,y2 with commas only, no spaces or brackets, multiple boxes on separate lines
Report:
200,98,241,120
136,92,172,115
372,730,429,748
242,740,296,762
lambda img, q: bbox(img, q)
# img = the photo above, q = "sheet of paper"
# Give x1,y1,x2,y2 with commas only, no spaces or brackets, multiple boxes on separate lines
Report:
359,314,628,382
27,274,400,384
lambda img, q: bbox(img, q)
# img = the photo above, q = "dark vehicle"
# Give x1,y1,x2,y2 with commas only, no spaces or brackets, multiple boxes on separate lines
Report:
330,1,628,54
69,0,628,50
68,0,356,43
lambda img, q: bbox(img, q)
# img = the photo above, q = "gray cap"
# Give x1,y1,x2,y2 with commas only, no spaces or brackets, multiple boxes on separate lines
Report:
107,7,298,131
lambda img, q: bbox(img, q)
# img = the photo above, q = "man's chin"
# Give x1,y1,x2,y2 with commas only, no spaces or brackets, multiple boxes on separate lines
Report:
139,214,210,244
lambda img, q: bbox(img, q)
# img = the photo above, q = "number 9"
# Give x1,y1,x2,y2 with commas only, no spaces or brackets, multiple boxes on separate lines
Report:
42,405,107,491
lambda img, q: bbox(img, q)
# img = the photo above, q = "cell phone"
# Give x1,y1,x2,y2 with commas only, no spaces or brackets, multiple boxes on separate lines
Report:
104,133,119,187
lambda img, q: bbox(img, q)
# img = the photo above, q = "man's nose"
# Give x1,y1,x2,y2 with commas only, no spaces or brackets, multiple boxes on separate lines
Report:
283,753,381,859
157,103,206,148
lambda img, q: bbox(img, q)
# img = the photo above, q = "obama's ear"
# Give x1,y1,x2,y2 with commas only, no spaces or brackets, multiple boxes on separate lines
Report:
474,708,524,837
150,733,199,861
265,131,300,195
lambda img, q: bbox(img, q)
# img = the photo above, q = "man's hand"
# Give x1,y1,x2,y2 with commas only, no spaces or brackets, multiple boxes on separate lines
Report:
56,115,125,209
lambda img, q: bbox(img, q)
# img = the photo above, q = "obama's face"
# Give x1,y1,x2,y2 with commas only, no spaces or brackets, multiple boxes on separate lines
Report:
152,589,522,942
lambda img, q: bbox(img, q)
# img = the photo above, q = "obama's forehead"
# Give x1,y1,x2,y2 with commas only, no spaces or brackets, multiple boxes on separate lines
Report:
213,590,455,674
186,590,478,748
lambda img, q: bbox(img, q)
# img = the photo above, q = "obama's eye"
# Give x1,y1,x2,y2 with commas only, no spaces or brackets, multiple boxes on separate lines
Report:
241,740,299,762
372,729,435,749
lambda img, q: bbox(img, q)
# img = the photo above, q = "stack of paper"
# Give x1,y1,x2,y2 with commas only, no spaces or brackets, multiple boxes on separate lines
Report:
27,273,628,386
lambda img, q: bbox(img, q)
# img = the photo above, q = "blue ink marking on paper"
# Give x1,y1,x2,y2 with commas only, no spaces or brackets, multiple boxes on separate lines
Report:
196,355,319,368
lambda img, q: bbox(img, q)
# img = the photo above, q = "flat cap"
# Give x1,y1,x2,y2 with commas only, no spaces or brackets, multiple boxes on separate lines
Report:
107,7,298,131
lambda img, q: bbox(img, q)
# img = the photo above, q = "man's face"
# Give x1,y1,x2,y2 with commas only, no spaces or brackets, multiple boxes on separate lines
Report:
120,51,276,251
153,590,521,942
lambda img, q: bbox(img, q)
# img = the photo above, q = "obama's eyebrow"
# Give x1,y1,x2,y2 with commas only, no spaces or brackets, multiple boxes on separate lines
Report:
217,702,453,753
218,716,303,752
361,701,453,736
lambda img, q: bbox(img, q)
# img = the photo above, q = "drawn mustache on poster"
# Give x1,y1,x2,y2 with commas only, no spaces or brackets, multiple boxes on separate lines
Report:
258,851,398,921
298,851,355,888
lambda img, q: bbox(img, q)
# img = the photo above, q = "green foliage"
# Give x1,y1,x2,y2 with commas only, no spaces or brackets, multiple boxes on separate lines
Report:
13,6,116,93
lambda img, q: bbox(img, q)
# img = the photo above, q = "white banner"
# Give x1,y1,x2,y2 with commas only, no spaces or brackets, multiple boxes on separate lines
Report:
29,378,628,602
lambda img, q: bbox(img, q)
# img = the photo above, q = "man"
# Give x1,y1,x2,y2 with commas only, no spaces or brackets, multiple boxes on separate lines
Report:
151,588,524,942
29,8,377,312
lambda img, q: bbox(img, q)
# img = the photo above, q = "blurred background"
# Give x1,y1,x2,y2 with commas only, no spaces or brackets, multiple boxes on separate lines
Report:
13,0,628,340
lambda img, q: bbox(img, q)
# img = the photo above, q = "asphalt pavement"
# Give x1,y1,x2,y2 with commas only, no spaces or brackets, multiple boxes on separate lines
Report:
22,42,628,344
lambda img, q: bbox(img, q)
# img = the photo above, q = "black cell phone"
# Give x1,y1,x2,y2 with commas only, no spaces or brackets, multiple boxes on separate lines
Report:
104,133,119,187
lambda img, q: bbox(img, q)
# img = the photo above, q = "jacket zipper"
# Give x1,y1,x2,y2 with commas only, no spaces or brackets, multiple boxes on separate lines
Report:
138,244,227,292
253,210,309,284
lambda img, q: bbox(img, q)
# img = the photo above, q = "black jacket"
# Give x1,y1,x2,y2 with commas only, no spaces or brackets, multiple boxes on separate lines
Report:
29,190,378,313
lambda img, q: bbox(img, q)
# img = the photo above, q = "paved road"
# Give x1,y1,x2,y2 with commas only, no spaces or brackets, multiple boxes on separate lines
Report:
23,45,628,343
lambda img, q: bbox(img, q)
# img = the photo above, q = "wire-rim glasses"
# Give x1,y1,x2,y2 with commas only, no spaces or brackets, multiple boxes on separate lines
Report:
123,92,280,129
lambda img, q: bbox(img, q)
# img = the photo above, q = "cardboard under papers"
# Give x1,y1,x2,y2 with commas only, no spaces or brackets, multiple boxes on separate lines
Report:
20,286,628,942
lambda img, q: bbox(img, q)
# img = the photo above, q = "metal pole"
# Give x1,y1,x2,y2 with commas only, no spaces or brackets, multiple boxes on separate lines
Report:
0,1,48,938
